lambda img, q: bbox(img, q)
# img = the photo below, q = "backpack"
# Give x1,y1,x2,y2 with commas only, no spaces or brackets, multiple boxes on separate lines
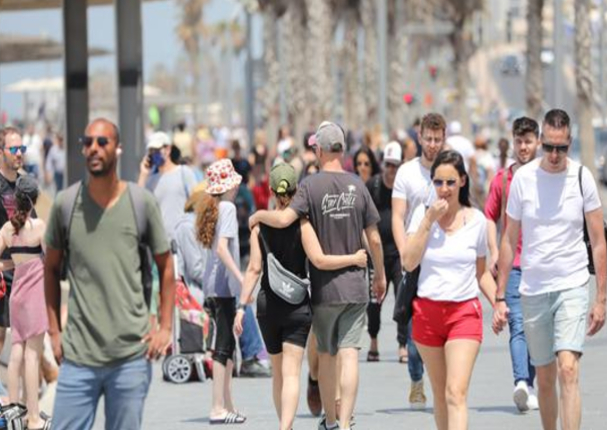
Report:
59,181,154,306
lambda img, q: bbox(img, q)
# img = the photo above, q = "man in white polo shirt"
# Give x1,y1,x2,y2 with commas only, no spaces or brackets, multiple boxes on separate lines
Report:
494,109,606,430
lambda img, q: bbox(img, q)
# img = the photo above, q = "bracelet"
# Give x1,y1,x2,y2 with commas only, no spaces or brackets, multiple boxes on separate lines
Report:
495,297,506,303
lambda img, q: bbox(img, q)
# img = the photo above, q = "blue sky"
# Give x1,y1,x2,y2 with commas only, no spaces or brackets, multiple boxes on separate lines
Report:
0,0,259,120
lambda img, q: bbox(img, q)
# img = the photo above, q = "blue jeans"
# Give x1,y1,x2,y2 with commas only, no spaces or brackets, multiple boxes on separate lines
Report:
239,305,265,360
506,268,535,386
407,321,424,382
52,357,152,430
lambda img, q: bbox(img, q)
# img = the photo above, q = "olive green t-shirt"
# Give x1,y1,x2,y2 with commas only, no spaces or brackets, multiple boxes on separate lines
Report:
45,184,169,367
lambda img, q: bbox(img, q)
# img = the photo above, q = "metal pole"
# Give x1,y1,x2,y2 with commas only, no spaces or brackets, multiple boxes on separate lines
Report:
378,0,388,134
554,0,563,108
245,10,255,149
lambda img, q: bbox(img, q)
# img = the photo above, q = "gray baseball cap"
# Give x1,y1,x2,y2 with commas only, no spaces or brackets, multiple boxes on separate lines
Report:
315,121,345,153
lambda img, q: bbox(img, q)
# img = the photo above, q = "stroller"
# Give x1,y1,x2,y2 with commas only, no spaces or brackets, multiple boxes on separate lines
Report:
162,251,212,384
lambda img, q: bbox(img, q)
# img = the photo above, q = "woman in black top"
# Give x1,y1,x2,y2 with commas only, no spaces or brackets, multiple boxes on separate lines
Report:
235,163,366,430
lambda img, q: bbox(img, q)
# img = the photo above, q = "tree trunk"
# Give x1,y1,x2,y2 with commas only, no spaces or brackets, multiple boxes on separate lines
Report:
342,7,364,129
525,0,544,120
361,0,378,126
575,0,596,176
388,0,406,133
284,2,309,142
450,16,472,137
260,12,280,147
306,0,332,125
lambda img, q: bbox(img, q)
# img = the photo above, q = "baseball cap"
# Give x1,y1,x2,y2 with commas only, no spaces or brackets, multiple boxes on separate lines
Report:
383,141,403,165
448,121,462,136
270,163,297,195
146,131,171,150
315,121,345,153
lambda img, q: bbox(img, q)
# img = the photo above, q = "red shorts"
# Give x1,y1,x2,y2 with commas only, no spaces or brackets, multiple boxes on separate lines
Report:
412,297,483,347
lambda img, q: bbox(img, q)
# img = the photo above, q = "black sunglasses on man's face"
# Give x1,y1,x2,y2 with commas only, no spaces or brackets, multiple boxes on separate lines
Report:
79,136,110,147
542,142,569,154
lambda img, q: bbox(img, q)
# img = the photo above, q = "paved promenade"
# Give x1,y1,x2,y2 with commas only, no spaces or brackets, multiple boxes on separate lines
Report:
89,280,607,430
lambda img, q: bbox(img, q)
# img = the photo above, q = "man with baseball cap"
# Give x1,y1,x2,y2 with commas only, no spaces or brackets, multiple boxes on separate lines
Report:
365,141,407,362
250,121,386,430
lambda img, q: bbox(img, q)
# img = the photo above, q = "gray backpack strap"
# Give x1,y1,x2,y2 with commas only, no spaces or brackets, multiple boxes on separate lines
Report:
578,165,584,198
126,182,148,243
60,182,83,249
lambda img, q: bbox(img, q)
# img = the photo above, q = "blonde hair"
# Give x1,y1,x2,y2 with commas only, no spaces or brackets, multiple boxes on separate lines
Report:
196,193,220,248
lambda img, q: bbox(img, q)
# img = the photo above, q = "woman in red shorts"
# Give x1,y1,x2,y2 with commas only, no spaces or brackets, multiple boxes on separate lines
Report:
403,150,497,430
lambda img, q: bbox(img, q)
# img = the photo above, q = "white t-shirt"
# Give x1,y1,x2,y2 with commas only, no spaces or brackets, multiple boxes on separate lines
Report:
408,206,487,302
507,159,601,296
23,133,43,166
393,157,435,226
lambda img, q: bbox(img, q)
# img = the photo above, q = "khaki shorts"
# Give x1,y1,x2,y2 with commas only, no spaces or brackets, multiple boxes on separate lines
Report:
312,303,367,356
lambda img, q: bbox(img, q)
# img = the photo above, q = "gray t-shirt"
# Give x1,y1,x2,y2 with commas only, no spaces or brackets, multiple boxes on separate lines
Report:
145,165,198,241
290,171,380,305
202,201,241,298
45,185,169,367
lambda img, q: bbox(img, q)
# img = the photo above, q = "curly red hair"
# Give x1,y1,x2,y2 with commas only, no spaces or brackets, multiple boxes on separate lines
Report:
196,193,219,248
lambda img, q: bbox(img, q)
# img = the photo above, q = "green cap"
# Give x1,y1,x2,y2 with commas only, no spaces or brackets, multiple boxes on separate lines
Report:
270,163,297,195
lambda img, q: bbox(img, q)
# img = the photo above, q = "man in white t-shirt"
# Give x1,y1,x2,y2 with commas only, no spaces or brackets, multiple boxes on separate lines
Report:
494,109,606,430
392,112,446,409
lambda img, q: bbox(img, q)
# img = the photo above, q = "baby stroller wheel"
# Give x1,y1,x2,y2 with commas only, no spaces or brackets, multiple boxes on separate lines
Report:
164,355,192,384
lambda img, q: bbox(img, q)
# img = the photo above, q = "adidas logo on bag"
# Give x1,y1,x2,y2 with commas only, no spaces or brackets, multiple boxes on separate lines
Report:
281,282,294,297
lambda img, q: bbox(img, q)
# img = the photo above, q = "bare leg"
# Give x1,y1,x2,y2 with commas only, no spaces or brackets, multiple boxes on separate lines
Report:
307,331,319,381
536,362,558,430
318,352,338,426
444,340,480,430
8,341,24,404
210,360,227,418
335,353,342,414
280,344,305,430
223,359,235,413
337,348,359,429
269,353,284,420
557,351,582,430
24,334,45,428
416,342,448,430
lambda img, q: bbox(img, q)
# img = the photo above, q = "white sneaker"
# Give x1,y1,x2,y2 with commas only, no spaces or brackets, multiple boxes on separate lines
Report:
513,380,530,412
527,387,539,410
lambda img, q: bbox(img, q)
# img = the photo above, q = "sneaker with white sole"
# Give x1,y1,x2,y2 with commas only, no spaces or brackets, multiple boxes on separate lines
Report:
527,386,539,410
409,380,427,410
318,417,339,430
513,380,530,412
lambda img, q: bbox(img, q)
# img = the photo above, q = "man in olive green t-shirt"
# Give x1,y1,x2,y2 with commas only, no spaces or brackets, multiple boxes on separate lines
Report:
44,118,175,430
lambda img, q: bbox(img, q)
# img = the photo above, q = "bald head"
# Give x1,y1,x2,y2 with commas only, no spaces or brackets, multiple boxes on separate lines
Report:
86,118,120,143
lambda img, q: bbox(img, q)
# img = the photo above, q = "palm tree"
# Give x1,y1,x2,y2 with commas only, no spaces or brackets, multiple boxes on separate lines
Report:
574,0,597,176
526,0,544,120
175,0,208,122
361,0,378,125
306,0,333,124
388,0,406,133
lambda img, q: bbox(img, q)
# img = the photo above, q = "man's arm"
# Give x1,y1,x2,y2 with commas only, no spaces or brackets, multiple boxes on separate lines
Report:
493,216,520,334
301,219,367,270
365,224,386,302
392,197,408,266
44,247,64,363
486,220,499,277
249,207,298,230
586,208,606,336
235,227,263,336
143,251,175,360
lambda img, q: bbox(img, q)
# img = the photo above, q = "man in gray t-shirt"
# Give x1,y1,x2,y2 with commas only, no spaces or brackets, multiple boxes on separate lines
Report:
250,121,386,430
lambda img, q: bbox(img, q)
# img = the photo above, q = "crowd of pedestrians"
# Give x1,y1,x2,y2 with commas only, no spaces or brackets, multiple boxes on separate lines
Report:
0,105,603,430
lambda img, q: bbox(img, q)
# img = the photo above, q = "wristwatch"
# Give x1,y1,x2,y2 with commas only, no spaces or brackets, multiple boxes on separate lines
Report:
495,297,506,303
236,303,247,312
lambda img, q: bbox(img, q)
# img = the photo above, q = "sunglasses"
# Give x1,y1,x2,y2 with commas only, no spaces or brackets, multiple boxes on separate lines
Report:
542,143,569,154
433,179,457,188
79,136,110,147
5,145,27,155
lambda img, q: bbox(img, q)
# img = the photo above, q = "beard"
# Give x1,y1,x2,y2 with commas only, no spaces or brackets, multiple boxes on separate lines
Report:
87,157,116,177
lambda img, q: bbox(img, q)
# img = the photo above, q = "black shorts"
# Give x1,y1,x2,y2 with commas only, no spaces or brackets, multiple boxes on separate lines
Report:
258,310,312,355
204,297,236,366
0,278,12,328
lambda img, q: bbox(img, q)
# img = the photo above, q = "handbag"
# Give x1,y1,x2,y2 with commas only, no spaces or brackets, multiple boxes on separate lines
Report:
392,266,420,326
258,230,309,305
578,166,607,275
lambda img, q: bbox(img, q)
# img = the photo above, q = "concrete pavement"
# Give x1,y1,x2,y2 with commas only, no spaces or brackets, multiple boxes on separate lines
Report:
89,281,607,430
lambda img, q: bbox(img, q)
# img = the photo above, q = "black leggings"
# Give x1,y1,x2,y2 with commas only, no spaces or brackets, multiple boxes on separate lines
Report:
204,297,236,366
366,255,407,346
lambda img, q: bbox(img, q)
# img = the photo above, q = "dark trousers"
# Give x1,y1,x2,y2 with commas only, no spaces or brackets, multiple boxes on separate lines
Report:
367,254,407,346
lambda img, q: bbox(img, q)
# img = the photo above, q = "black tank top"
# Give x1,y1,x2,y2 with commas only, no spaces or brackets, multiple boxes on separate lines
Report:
257,223,310,316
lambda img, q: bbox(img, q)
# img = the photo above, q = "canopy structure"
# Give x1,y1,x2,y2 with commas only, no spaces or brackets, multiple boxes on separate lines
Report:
4,77,160,97
0,0,158,183
0,33,109,64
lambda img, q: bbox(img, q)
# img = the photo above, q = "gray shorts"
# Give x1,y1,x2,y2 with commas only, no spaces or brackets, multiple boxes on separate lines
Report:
521,284,589,366
312,303,367,356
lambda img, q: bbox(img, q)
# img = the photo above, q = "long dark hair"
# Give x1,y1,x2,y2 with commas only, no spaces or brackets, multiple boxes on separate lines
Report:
430,150,471,207
353,146,380,177
10,189,37,235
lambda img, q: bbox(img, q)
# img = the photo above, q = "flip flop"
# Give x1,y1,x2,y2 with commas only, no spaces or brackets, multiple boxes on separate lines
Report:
399,355,409,364
366,350,380,362
210,411,246,425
